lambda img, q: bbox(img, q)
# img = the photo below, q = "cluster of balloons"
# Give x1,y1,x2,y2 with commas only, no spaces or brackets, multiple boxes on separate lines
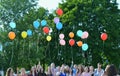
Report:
77,30,89,39
54,8,63,30
8,22,16,40
33,19,52,42
33,20,47,29
69,32,75,46
67,31,89,51
59,33,66,45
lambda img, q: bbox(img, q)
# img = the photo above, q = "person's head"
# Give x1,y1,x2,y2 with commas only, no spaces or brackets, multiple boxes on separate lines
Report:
51,63,55,68
84,66,89,73
106,64,118,76
6,68,14,76
78,64,84,73
97,63,102,68
20,68,26,74
89,66,94,72
105,64,110,71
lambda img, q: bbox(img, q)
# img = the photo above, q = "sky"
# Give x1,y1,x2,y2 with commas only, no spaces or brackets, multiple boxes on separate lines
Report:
38,0,120,11
38,0,62,12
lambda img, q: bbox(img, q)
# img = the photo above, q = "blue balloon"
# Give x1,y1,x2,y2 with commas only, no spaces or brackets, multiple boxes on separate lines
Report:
77,30,83,37
56,22,63,30
9,21,16,28
27,29,32,36
82,43,88,51
33,20,40,29
41,20,47,26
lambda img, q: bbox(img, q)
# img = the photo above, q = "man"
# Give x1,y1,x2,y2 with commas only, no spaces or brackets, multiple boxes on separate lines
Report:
94,63,104,76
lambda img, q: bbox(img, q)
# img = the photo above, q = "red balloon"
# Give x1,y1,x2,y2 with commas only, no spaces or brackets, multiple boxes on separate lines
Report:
56,8,63,16
69,39,75,46
101,33,108,41
43,27,49,34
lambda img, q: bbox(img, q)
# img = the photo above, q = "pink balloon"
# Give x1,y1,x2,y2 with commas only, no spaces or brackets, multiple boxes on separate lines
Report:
81,31,89,39
59,33,65,39
60,39,66,45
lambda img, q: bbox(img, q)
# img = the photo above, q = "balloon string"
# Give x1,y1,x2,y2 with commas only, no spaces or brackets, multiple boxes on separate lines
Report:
28,40,30,59
10,41,14,65
71,46,73,65
23,39,25,55
37,35,39,53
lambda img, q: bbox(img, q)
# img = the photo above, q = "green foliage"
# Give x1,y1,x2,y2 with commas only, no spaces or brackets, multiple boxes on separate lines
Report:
0,0,120,71
58,0,120,67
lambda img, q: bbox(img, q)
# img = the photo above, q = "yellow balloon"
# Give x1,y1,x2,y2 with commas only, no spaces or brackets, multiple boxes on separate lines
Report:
21,31,27,38
46,36,52,41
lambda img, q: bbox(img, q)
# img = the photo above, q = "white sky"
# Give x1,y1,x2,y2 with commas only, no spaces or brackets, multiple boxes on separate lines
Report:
38,0,120,11
117,0,120,9
38,0,62,12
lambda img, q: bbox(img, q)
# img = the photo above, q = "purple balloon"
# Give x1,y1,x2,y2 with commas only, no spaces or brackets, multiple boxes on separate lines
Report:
54,17,60,24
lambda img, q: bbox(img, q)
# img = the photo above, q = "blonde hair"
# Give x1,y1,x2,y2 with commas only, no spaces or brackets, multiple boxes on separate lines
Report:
6,68,13,76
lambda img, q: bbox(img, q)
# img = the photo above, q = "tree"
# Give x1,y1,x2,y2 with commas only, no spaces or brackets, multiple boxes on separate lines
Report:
57,0,120,67
0,0,50,70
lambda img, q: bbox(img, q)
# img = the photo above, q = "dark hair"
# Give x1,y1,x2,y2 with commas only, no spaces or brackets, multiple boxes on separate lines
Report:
106,64,118,76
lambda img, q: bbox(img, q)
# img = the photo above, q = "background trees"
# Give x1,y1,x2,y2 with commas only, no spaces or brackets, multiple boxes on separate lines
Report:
0,0,120,71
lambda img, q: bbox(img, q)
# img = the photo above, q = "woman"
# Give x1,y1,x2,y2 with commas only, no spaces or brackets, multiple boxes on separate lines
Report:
76,64,84,76
81,66,91,76
89,66,94,76
46,66,52,76
105,64,118,76
20,68,27,76
6,68,14,76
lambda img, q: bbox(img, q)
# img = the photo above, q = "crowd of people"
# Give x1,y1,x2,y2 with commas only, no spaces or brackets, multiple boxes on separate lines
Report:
5,62,120,76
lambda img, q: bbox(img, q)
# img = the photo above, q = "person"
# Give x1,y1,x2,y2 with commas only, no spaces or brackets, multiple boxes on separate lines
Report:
89,66,94,76
102,64,110,76
37,67,46,76
94,63,104,76
28,66,37,76
20,68,27,76
6,68,14,76
46,66,52,76
50,63,56,76
76,64,84,76
81,66,91,76
105,64,118,76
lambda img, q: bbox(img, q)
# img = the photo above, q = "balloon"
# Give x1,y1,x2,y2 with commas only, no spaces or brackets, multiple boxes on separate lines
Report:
69,39,75,46
77,30,83,37
54,17,60,24
81,31,89,39
46,35,52,41
8,32,16,40
56,22,63,30
101,33,108,41
27,29,32,36
43,27,49,34
33,20,40,29
59,33,65,39
9,21,16,28
41,20,47,26
82,43,88,51
21,31,27,38
60,39,66,45
77,41,83,47
69,32,74,38
56,8,63,16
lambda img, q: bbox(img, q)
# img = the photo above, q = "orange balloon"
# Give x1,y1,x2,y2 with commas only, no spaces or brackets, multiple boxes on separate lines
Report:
77,41,83,47
8,32,16,40
69,32,74,38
